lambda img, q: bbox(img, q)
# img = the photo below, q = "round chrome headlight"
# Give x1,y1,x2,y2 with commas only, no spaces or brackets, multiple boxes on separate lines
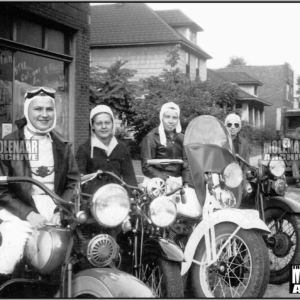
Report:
223,163,243,188
91,184,130,227
149,196,177,227
269,157,285,177
219,190,237,208
273,179,286,196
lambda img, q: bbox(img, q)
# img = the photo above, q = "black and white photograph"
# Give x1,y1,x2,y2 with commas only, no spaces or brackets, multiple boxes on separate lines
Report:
0,1,299,298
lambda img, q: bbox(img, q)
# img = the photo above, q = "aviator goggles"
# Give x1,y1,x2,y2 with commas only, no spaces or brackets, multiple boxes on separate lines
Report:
227,123,240,128
24,86,56,100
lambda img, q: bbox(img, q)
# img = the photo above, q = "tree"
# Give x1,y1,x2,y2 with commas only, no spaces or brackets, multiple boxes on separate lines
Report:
227,56,247,67
131,45,239,145
89,60,140,124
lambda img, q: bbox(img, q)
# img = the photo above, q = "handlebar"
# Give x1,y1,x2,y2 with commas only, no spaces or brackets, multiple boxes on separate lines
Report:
0,176,75,209
146,159,184,165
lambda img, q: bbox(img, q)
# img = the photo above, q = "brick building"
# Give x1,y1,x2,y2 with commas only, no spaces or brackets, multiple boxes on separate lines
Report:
90,3,212,81
0,3,90,149
213,64,294,132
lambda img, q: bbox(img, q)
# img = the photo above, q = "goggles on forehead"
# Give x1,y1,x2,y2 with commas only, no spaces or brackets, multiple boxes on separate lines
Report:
227,123,240,128
24,86,56,100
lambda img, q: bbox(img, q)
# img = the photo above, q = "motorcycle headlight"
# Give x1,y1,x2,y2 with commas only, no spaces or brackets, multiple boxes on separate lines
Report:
273,179,286,196
269,157,285,177
149,196,177,227
91,184,130,227
219,190,237,208
223,163,243,188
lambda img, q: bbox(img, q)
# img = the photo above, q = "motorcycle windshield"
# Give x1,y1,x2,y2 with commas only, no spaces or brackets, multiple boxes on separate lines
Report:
184,115,241,206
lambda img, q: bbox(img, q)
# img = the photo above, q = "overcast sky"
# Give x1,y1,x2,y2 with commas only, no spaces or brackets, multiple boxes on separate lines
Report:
91,2,300,81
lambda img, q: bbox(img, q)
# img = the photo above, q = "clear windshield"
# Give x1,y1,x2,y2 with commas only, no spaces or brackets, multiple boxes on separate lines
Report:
184,115,233,153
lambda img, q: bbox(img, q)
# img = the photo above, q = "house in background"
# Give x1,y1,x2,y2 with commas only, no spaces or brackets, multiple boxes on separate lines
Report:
90,3,212,81
208,69,271,129
213,64,294,132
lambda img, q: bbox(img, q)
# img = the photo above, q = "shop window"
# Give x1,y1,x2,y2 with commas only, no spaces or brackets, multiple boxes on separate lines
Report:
0,48,13,138
16,19,43,48
0,15,13,40
14,52,69,138
46,28,69,54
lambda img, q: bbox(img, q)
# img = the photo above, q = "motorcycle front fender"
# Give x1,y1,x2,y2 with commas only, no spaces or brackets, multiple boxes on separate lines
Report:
143,238,185,262
181,208,270,276
72,268,154,298
266,195,300,213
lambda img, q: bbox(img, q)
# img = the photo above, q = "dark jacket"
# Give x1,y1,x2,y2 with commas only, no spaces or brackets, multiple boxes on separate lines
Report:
0,118,80,221
76,138,137,194
233,134,250,172
140,127,191,185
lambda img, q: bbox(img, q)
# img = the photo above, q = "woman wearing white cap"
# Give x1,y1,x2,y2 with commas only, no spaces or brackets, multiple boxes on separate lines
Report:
76,105,137,194
0,86,80,284
140,102,191,190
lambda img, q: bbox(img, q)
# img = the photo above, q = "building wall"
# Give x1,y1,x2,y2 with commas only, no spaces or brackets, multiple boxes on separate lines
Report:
216,64,294,132
91,44,207,81
239,85,255,96
1,3,90,150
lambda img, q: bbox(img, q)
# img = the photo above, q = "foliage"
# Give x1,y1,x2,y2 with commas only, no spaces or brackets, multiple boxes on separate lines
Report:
165,44,181,68
131,45,240,146
240,121,277,147
90,60,140,124
227,56,247,67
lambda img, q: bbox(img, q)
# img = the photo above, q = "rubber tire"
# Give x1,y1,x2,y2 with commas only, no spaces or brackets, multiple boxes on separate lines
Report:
265,208,300,284
142,258,184,298
191,222,270,298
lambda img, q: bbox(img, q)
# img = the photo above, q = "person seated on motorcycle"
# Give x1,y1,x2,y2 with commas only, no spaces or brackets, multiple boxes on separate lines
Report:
140,102,192,191
225,113,250,174
76,105,137,195
0,87,80,285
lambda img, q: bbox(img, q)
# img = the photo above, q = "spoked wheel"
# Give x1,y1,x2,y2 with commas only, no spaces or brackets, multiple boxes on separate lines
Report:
141,258,184,298
191,222,269,298
265,208,300,284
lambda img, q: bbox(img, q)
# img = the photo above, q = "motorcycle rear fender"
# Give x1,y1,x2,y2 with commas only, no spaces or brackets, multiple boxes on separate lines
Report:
143,238,185,262
72,268,154,298
181,208,270,276
266,195,300,213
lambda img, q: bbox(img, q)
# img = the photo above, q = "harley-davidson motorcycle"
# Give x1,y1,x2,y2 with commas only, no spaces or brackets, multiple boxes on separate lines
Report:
146,115,271,298
0,175,155,298
237,154,300,284
80,170,185,298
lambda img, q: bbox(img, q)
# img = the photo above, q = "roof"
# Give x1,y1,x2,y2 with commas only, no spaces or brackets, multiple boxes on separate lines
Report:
90,3,212,59
207,69,271,106
215,71,263,86
155,9,203,32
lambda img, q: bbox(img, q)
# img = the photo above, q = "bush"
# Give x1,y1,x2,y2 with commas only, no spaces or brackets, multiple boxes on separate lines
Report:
240,121,276,147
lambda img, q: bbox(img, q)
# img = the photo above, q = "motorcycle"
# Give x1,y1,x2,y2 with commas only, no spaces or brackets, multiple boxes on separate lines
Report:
237,154,300,284
80,170,185,298
146,115,271,298
0,175,155,298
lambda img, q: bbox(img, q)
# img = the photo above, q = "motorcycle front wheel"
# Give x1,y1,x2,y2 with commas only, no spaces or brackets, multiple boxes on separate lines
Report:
265,208,300,284
191,222,270,298
141,258,184,298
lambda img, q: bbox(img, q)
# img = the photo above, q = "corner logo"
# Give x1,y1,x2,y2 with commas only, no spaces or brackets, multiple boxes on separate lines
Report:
290,265,300,293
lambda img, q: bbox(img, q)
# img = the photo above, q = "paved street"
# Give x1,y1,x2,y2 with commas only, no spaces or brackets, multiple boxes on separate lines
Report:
132,158,300,298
